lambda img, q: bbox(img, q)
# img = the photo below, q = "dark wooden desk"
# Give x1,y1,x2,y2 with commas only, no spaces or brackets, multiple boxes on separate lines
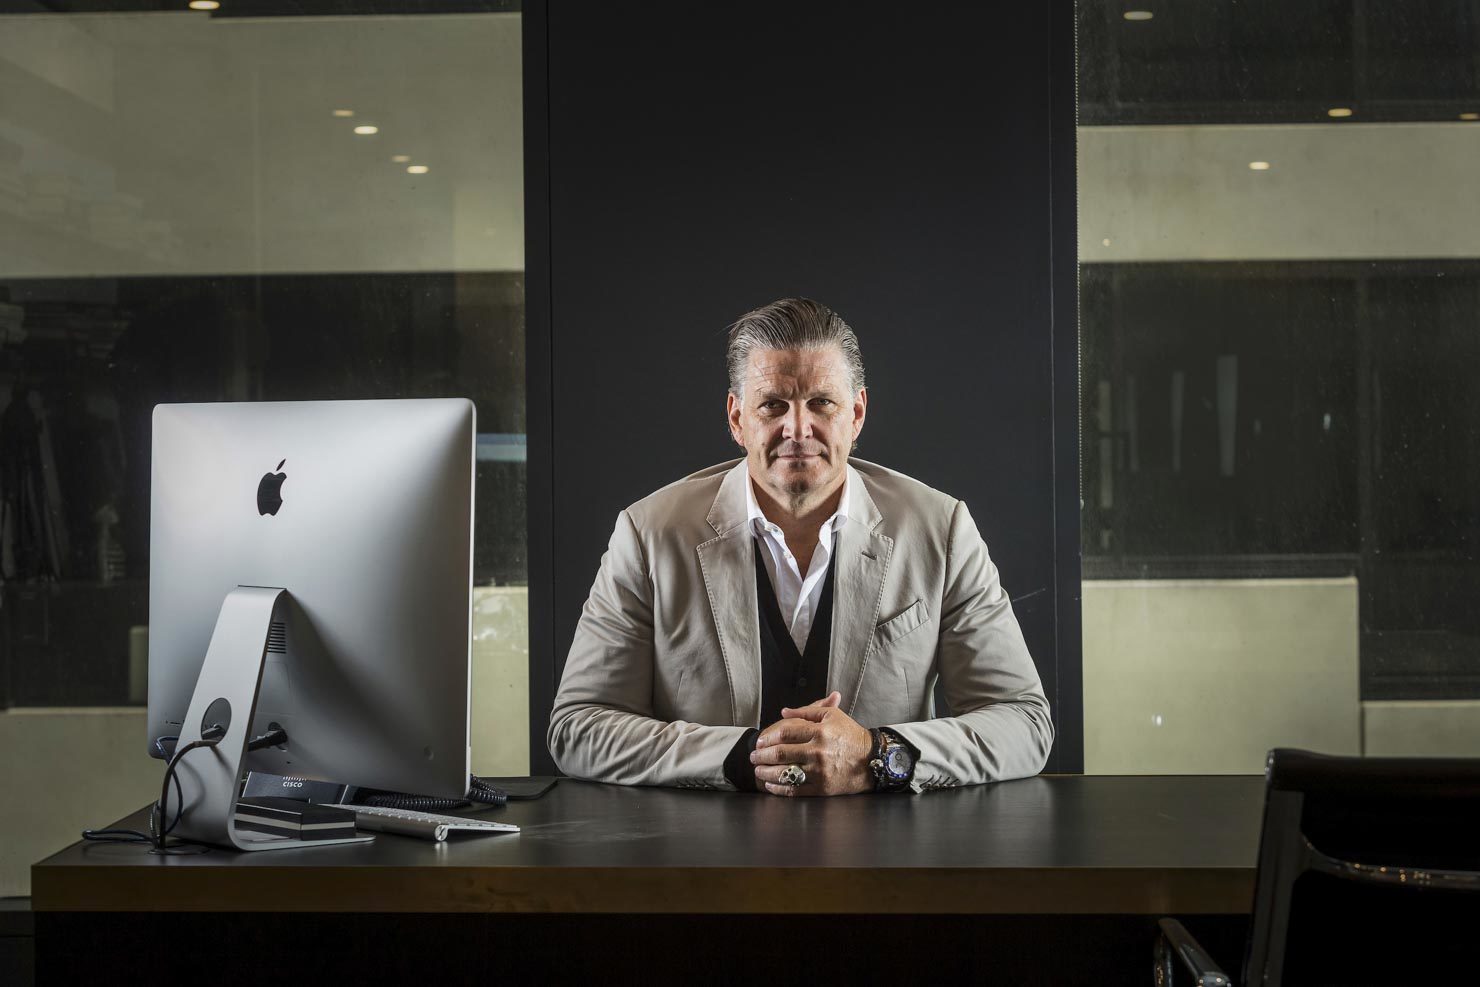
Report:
32,776,1265,983
35,775,1263,914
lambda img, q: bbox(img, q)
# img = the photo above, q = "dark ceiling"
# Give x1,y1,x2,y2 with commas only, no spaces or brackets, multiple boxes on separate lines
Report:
1079,0,1480,124
0,1,517,14
4,0,1476,122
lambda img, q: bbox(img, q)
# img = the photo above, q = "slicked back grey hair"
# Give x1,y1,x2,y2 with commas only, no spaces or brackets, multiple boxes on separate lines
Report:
725,297,866,399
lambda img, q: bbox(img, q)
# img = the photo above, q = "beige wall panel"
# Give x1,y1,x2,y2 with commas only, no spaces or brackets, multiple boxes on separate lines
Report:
470,585,530,777
1079,123,1480,263
0,709,158,898
1083,578,1360,774
1363,701,1480,757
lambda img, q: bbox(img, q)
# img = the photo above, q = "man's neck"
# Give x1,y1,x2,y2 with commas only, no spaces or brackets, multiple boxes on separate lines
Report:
750,472,845,567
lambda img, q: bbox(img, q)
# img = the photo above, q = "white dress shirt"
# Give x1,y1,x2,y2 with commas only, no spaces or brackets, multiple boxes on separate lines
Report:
745,471,851,653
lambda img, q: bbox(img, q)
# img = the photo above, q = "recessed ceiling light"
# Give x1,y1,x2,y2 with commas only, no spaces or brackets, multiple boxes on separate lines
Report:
1101,238,1112,247
391,154,411,163
353,125,379,136
1248,161,1271,171
1327,107,1353,118
1123,10,1153,21
1461,112,1480,121
406,165,430,175
332,109,355,118
188,0,220,9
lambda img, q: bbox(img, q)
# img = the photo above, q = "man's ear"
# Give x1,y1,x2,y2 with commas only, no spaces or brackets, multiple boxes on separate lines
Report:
852,387,868,441
726,391,745,446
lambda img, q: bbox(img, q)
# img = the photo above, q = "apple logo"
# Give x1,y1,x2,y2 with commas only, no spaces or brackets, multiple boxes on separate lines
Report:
257,459,287,516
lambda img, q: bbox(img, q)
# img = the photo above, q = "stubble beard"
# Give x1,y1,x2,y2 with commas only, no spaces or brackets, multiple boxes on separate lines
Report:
772,454,837,514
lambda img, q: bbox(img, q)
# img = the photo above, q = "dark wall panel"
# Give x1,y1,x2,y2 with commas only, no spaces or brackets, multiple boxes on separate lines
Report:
527,0,1079,772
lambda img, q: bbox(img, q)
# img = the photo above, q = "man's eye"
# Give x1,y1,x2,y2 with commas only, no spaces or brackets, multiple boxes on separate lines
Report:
811,398,835,408
759,401,784,413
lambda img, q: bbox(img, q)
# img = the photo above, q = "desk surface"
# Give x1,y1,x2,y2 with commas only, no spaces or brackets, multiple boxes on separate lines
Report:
33,775,1265,915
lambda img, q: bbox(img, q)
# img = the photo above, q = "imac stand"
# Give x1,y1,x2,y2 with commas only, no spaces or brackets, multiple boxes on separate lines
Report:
171,586,372,851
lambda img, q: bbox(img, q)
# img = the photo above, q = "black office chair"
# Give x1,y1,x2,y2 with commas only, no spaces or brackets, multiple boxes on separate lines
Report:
1155,747,1480,986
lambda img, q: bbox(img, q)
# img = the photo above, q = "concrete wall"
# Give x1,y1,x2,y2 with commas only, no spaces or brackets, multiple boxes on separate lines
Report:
2,586,529,899
1082,578,1361,774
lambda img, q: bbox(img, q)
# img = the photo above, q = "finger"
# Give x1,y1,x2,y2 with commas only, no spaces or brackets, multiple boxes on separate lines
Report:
755,721,819,748
753,764,801,786
757,716,789,737
779,705,832,723
817,691,842,708
750,742,812,767
763,781,800,798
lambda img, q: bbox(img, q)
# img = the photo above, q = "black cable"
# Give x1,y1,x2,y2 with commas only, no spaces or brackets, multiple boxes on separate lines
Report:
467,776,510,806
82,728,224,854
356,775,509,811
84,742,187,847
151,735,221,849
246,726,288,752
154,725,282,760
86,725,287,851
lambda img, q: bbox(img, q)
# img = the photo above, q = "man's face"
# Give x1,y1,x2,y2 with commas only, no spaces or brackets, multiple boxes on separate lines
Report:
727,346,867,510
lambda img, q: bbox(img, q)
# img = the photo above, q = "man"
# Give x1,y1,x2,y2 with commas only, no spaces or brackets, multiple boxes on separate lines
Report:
549,298,1053,795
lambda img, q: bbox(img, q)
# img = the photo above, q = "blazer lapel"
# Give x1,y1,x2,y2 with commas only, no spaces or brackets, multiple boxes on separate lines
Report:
830,466,893,714
696,462,761,726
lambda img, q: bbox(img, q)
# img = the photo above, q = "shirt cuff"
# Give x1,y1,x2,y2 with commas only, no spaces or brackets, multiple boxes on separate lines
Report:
723,728,761,792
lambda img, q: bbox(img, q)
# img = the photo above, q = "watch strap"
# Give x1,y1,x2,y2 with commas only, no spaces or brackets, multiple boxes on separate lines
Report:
872,727,916,792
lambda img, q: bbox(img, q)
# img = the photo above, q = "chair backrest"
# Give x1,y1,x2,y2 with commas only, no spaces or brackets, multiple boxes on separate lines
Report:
1245,748,1480,985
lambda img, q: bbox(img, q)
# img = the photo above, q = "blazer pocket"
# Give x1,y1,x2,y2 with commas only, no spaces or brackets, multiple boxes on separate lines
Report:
873,599,930,648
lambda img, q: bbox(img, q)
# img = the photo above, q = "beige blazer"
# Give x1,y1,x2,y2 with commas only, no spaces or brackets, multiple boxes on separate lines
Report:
548,458,1054,792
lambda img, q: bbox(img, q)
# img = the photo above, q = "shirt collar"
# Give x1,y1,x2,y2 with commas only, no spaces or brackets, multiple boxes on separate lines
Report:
745,467,851,535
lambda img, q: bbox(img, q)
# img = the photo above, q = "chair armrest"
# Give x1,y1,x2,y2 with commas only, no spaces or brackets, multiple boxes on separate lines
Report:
1155,918,1233,987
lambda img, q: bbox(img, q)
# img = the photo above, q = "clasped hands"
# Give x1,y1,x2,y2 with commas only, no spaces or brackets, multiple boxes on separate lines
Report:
749,691,874,796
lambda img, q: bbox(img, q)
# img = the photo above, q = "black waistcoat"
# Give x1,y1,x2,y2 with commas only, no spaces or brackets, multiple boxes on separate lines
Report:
755,539,837,724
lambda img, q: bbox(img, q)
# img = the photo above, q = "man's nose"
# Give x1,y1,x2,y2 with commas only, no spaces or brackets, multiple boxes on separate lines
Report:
783,405,812,439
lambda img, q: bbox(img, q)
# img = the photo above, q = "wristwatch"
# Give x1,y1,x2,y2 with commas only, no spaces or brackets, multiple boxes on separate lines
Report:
868,728,915,791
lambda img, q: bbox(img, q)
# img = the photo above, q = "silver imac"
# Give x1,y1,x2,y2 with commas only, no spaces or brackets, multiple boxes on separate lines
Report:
147,398,475,850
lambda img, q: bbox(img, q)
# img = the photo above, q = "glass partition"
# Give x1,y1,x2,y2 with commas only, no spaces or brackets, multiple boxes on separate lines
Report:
1078,0,1480,772
0,5,524,896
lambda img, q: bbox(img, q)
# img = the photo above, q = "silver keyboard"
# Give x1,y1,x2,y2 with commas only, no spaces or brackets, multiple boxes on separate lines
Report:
327,803,520,842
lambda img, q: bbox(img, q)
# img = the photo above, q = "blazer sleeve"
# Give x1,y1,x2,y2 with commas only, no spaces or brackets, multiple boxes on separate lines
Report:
547,510,750,788
885,500,1055,791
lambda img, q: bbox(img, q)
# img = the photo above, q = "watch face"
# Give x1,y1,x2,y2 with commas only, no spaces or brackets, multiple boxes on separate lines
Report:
885,747,911,778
